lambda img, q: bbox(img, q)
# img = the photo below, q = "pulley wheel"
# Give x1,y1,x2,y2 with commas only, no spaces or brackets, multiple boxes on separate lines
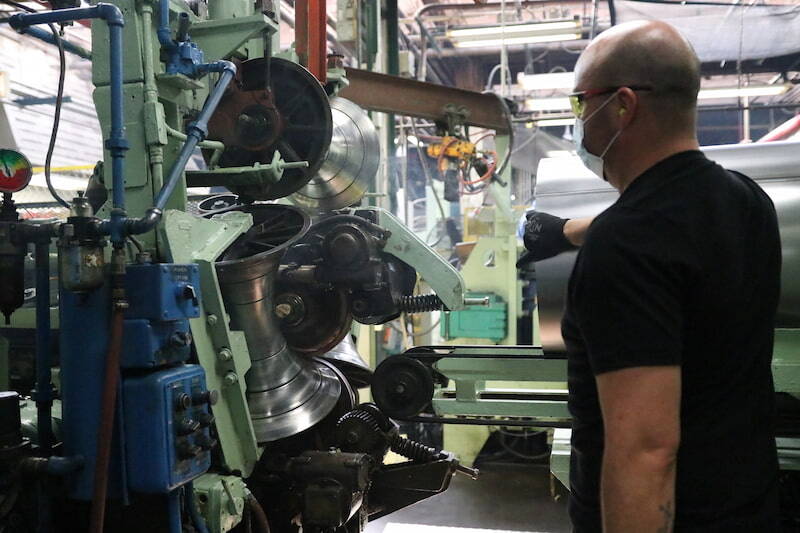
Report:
371,355,434,419
206,57,333,200
274,283,353,357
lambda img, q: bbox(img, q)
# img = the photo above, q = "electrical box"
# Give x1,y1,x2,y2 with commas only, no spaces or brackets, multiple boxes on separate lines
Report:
125,263,201,322
122,263,201,368
123,365,216,493
441,292,507,342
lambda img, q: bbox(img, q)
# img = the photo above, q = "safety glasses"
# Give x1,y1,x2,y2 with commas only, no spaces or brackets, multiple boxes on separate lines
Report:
568,86,653,117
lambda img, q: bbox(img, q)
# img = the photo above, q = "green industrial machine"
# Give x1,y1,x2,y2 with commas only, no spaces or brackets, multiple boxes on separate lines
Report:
0,1,501,532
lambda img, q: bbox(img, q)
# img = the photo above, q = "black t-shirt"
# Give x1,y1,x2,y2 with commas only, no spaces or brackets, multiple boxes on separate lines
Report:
562,151,781,532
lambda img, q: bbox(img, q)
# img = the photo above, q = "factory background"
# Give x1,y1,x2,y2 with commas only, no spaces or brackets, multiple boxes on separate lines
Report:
0,1,796,533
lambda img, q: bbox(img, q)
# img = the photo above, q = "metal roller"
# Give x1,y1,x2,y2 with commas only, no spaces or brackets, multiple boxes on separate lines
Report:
291,97,380,212
534,141,800,354
215,204,342,442
320,334,373,389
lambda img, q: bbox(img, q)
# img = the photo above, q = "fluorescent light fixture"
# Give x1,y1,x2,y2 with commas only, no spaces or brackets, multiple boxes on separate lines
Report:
524,97,571,112
448,20,581,38
448,18,582,48
697,85,789,100
518,71,575,91
453,33,581,48
536,118,576,127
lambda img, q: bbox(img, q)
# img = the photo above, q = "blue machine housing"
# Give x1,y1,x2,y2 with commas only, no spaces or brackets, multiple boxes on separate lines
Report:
122,364,213,493
122,263,200,368
125,263,201,321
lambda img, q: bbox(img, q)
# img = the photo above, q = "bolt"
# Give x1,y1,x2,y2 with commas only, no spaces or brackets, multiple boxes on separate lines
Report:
395,384,407,394
347,431,360,444
223,372,238,386
274,303,293,319
206,314,218,326
217,348,232,362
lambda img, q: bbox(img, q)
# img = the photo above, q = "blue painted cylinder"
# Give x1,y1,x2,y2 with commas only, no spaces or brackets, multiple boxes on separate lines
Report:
59,285,127,501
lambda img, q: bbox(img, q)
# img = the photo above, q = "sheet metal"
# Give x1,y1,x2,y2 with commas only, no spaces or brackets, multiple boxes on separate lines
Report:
535,141,800,354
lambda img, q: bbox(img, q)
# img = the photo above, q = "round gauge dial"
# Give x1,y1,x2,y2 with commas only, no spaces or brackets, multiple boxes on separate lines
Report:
0,150,33,193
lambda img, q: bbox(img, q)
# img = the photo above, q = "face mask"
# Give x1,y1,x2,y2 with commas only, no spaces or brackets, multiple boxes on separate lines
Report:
573,93,623,179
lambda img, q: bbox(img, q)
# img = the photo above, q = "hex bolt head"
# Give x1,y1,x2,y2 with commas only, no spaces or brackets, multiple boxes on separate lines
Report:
217,348,232,362
274,303,293,319
206,314,218,327
223,372,238,386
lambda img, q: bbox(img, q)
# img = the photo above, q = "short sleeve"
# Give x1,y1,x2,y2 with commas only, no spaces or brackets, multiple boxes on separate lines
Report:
570,209,692,375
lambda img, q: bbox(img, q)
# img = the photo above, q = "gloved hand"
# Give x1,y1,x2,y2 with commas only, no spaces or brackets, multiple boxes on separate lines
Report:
517,211,577,267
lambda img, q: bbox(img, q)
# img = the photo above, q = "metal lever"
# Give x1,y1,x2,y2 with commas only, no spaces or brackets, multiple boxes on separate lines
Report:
455,463,480,480
464,296,490,307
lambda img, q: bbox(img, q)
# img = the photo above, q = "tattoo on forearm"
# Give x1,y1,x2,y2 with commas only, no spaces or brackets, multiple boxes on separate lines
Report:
657,501,674,533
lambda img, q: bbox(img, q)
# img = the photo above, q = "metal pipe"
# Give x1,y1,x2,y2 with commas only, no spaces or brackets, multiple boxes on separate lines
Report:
186,482,210,533
9,4,128,245
157,0,175,50
123,60,236,235
140,2,165,205
758,114,800,142
16,25,92,59
34,241,52,454
153,61,236,210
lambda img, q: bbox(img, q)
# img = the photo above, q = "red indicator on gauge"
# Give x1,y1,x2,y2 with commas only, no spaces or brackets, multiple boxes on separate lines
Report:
0,149,32,193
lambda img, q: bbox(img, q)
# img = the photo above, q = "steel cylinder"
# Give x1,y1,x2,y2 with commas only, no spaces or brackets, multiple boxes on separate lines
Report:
534,141,800,354
216,205,341,442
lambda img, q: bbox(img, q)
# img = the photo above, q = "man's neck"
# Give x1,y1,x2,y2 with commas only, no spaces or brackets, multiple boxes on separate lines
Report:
609,137,700,193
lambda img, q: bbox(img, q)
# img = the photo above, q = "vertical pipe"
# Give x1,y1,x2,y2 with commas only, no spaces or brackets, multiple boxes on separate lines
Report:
141,3,165,196
386,0,399,213
307,0,326,82
34,242,52,454
109,24,125,212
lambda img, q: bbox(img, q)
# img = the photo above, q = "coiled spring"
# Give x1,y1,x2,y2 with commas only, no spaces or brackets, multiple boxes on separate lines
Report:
397,294,444,314
390,434,441,462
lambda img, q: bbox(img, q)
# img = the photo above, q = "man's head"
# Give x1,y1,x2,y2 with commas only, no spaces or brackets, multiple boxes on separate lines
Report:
572,21,701,190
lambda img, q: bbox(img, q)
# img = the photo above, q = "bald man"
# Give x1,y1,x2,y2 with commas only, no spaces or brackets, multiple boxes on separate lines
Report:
555,21,782,532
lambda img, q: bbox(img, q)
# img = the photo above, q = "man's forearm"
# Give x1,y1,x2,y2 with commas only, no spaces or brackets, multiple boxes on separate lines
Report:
601,448,677,533
563,216,594,246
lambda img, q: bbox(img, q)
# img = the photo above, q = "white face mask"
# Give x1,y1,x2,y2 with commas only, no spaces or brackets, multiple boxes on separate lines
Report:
573,93,623,179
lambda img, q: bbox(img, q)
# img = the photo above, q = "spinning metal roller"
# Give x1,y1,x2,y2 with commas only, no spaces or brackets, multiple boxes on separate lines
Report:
291,97,380,212
215,205,342,442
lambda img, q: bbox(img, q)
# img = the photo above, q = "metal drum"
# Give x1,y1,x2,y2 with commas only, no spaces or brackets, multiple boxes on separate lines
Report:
535,141,800,354
290,97,380,212
215,204,341,442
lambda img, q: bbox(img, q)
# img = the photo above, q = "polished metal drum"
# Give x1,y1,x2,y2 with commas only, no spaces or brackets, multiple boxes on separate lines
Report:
215,204,342,442
291,97,380,212
320,334,373,389
535,141,800,354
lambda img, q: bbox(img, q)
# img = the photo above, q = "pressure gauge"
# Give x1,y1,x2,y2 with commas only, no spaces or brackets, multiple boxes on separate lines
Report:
0,149,33,193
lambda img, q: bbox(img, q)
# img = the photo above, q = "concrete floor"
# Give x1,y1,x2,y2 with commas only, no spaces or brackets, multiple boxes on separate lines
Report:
367,463,572,533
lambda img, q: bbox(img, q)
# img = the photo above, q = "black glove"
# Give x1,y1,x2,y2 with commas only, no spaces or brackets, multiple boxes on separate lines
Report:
517,211,577,267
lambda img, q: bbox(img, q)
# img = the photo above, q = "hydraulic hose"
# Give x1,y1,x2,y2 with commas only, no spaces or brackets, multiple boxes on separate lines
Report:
246,493,271,533
87,249,127,533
